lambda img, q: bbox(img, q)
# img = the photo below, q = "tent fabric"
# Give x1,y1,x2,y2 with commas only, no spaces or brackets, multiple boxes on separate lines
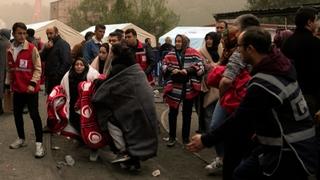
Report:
81,23,157,47
27,19,84,48
159,26,216,49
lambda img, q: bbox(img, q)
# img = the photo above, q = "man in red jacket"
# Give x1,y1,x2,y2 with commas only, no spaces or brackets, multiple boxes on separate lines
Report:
7,22,45,158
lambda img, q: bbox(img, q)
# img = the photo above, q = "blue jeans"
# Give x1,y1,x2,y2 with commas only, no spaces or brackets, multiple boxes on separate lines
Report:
210,100,229,157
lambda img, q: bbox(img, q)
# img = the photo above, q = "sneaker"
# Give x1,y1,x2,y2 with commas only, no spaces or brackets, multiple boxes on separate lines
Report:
9,138,27,149
111,153,131,164
166,138,176,147
89,150,99,162
205,157,223,174
35,142,46,158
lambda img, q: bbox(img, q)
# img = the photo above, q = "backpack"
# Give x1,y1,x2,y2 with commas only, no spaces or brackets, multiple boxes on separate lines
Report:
76,81,108,149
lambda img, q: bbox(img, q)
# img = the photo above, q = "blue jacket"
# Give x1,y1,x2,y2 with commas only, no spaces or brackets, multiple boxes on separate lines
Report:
82,39,100,64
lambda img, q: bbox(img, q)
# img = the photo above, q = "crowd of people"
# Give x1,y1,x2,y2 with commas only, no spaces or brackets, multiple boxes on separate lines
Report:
0,5,320,179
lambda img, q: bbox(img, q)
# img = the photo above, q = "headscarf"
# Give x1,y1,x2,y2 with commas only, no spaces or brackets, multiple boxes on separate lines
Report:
175,34,190,55
69,57,89,81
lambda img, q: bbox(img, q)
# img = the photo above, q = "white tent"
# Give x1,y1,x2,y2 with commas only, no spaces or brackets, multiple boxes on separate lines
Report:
159,26,216,49
27,19,84,47
81,23,156,47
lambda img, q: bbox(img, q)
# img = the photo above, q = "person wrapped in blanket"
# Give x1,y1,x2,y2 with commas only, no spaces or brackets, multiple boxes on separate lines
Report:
91,42,158,171
47,57,100,161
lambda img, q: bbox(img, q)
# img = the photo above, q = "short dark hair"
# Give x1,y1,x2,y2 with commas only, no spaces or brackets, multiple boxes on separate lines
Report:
114,29,124,35
84,31,94,41
217,20,228,29
241,27,271,54
27,28,35,37
145,38,150,43
95,24,106,31
295,6,318,29
235,14,260,32
109,31,122,40
12,22,27,33
125,28,137,36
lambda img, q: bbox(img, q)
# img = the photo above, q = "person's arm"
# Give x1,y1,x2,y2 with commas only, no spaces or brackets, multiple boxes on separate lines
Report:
144,46,156,75
188,81,281,152
58,42,72,79
219,51,245,95
28,47,42,92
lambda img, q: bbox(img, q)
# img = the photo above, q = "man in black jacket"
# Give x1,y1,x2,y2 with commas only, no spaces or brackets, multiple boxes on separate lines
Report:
187,27,317,180
41,26,71,95
282,7,320,115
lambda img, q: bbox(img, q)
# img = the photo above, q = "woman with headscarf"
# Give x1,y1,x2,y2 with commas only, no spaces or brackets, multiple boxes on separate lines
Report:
60,57,100,160
91,43,110,74
196,32,221,133
162,34,205,147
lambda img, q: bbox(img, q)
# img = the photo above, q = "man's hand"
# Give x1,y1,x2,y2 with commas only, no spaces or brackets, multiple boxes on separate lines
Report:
180,69,188,75
45,41,53,49
186,134,204,152
27,85,35,93
172,69,180,75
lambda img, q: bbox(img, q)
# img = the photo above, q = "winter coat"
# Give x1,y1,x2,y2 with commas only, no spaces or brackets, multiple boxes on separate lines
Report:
0,29,10,98
162,47,205,109
92,64,158,160
40,35,71,83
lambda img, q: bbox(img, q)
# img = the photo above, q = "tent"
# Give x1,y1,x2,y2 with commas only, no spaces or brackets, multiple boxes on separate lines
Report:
81,23,156,47
159,26,216,49
27,19,84,47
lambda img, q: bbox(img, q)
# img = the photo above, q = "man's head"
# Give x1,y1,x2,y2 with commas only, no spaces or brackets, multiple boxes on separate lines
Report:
216,20,228,34
125,28,137,47
164,36,172,44
234,14,260,33
108,31,122,45
94,24,106,41
84,31,94,41
295,6,318,33
12,22,27,44
237,27,271,65
46,26,59,41
27,28,35,38
145,38,151,45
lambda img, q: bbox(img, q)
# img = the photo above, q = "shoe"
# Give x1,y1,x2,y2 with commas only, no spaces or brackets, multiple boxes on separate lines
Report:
9,138,27,149
89,150,99,162
35,142,46,158
205,157,223,174
111,153,131,164
166,138,176,147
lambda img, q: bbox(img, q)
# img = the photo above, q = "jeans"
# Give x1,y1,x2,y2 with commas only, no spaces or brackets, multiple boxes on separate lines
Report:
13,92,43,142
210,101,229,157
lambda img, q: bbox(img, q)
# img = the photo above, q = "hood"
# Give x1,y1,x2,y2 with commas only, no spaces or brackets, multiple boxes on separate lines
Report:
0,28,11,40
251,47,296,82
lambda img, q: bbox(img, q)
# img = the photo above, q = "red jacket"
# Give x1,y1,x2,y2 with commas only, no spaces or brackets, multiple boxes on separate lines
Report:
133,40,155,85
7,41,41,93
207,65,251,113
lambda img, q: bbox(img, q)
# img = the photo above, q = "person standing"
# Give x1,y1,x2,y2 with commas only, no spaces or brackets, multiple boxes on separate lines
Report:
40,26,71,95
0,28,11,115
71,31,94,60
162,34,205,146
188,27,317,180
7,22,45,158
125,28,156,85
83,24,106,64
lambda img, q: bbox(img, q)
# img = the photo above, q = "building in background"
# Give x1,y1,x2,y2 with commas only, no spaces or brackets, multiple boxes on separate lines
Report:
50,0,81,24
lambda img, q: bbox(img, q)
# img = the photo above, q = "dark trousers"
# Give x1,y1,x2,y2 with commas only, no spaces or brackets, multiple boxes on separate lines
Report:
233,150,308,180
13,92,43,142
45,77,61,95
168,98,194,141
